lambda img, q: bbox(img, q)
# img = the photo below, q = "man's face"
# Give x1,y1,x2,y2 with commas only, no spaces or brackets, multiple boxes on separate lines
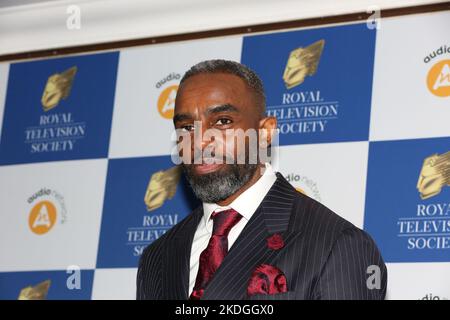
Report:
173,72,267,203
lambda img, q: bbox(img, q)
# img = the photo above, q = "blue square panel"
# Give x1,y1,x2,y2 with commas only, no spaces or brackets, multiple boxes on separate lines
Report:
97,155,199,268
0,52,119,165
241,23,376,145
0,269,94,300
364,137,450,262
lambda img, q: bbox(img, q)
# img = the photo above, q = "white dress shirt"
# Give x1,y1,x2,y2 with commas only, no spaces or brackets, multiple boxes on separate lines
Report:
188,162,277,295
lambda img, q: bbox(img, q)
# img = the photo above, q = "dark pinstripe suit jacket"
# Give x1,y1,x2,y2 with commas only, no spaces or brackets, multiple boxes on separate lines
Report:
137,172,387,300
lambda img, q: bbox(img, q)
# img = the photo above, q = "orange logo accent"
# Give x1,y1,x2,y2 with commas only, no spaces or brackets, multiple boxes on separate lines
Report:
427,59,450,97
157,85,178,119
29,201,57,235
295,187,306,195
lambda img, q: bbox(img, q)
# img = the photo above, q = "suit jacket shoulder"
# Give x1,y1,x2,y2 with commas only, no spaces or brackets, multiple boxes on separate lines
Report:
136,206,202,300
279,191,387,299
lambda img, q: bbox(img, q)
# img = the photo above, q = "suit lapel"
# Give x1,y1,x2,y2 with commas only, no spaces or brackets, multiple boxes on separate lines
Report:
201,173,302,300
162,206,202,299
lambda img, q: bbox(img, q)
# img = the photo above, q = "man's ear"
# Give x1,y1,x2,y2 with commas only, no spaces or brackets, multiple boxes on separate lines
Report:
258,116,277,147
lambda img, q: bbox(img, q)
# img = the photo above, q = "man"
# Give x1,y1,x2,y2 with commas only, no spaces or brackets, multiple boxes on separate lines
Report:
137,59,387,300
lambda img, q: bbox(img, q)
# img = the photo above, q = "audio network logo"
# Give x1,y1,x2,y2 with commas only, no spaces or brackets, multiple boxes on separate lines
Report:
156,73,180,119
424,45,450,97
420,293,449,300
27,188,67,235
285,172,322,203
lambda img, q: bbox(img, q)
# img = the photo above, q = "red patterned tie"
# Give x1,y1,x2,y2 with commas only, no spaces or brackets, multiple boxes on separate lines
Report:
190,208,242,300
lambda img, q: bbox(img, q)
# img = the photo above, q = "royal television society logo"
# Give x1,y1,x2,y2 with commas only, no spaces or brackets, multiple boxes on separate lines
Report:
18,280,51,300
282,39,325,89
27,188,67,235
127,166,182,256
24,66,87,154
41,66,77,111
156,73,180,119
144,166,181,211
424,45,450,97
397,151,450,250
266,39,339,136
417,151,450,200
285,172,322,203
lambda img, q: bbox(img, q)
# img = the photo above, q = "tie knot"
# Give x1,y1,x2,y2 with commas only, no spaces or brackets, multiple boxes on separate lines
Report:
211,208,242,236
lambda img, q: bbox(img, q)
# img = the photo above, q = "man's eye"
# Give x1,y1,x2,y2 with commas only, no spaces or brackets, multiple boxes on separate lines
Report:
215,118,232,126
180,125,194,132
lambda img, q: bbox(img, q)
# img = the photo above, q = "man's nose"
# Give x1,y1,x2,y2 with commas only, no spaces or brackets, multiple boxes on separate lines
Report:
190,120,210,160
192,121,225,159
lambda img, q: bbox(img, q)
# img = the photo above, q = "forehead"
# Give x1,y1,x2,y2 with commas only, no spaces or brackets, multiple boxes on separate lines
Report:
175,73,253,113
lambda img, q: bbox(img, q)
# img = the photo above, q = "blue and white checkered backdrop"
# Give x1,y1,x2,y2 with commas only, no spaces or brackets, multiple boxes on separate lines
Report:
0,10,449,300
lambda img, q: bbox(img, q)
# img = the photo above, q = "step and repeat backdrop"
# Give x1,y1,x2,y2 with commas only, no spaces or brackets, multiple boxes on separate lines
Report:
0,10,449,300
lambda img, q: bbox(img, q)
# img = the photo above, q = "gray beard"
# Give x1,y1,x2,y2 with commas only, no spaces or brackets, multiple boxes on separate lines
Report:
182,163,258,203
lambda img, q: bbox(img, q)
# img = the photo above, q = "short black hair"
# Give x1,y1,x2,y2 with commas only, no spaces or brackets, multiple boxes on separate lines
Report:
179,59,266,116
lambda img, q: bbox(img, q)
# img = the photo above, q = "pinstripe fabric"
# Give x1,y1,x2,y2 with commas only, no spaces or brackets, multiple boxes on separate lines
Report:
137,172,387,300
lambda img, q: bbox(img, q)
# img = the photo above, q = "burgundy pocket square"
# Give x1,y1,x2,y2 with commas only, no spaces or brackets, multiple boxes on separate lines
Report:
247,264,287,296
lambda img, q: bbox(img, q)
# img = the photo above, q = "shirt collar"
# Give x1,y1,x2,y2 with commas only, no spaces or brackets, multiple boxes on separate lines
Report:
202,162,277,230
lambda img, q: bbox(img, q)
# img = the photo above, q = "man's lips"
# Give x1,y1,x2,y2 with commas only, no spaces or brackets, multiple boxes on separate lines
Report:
191,159,224,174
193,163,223,174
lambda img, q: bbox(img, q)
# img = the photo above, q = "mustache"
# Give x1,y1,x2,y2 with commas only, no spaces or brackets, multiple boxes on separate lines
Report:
189,149,236,164
181,160,258,203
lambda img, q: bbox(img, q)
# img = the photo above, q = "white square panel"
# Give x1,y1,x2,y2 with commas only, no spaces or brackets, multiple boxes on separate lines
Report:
0,63,9,141
92,268,137,300
0,159,107,271
275,141,369,228
386,262,450,300
370,11,450,141
109,36,243,159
